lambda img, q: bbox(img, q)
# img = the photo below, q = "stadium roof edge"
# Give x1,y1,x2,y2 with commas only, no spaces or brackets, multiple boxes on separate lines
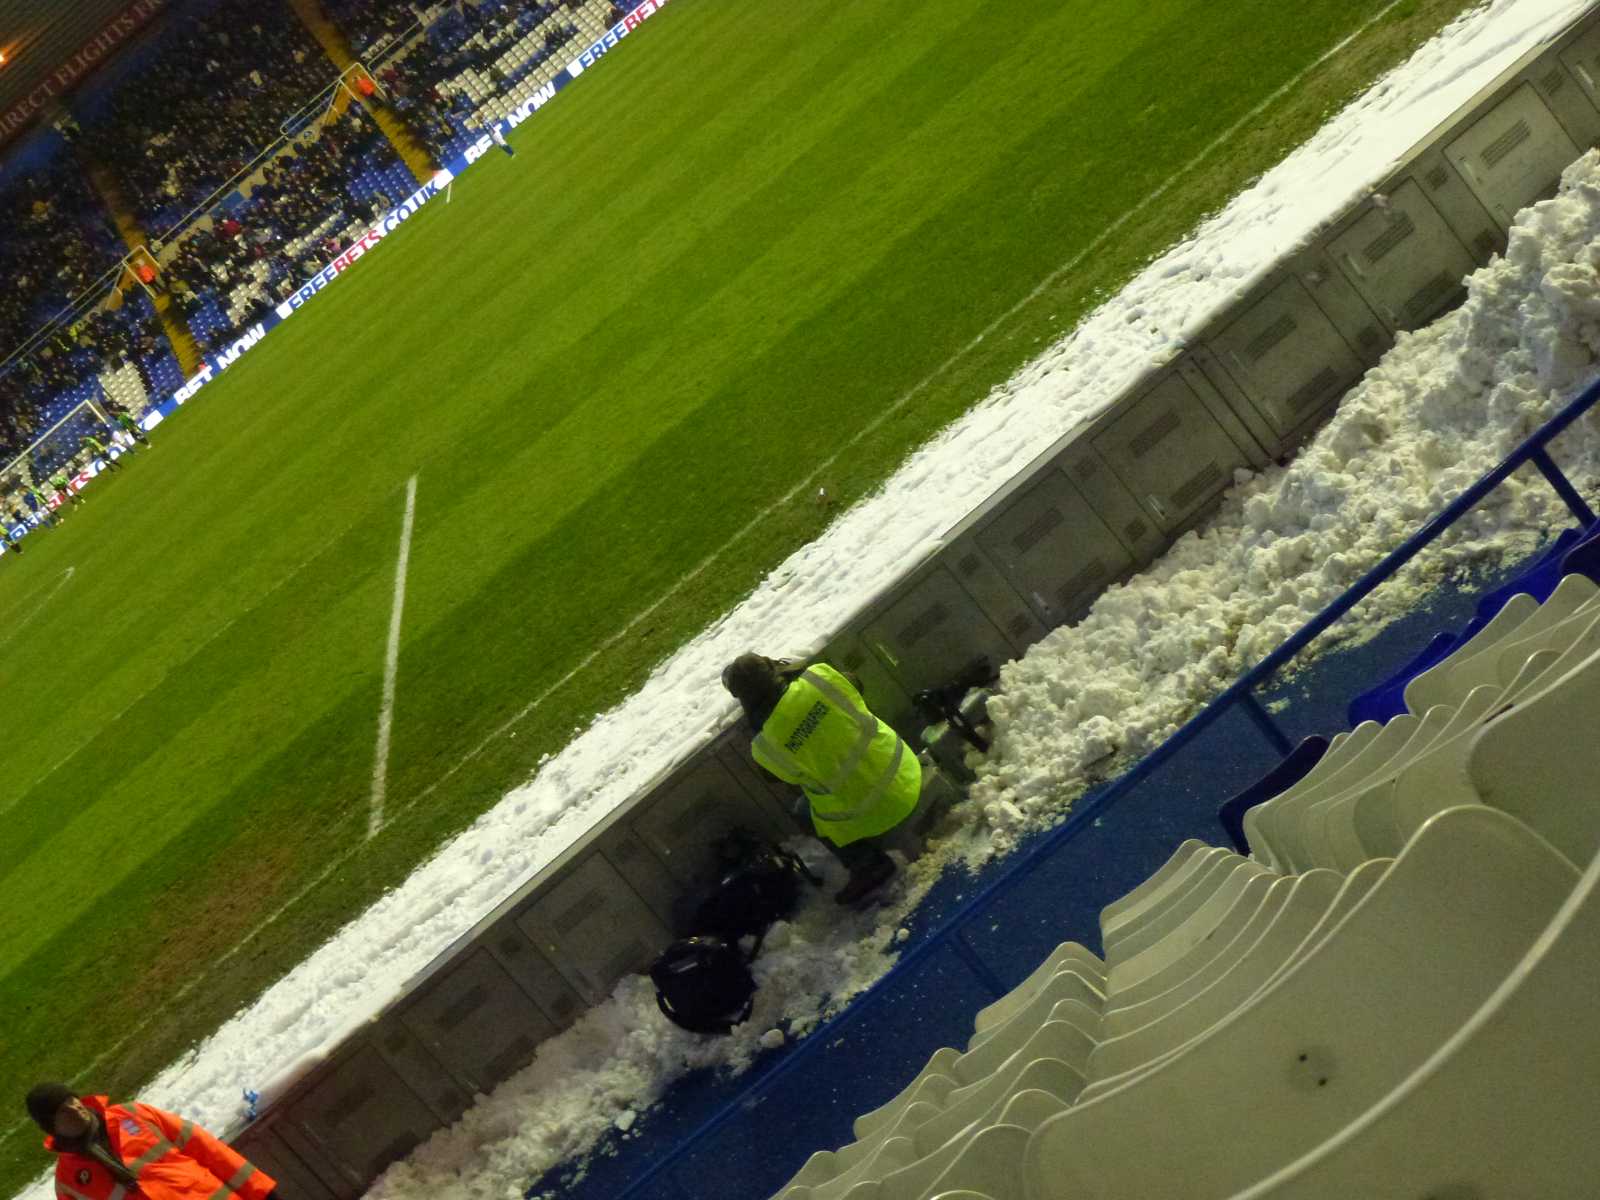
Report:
0,0,185,155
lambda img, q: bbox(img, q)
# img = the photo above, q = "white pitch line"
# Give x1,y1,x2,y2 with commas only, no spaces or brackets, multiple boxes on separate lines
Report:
406,0,1408,808
0,565,75,652
0,486,423,1112
368,475,419,839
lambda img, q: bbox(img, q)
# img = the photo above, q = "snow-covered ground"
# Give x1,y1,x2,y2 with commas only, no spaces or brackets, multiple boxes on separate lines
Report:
18,1,1600,1198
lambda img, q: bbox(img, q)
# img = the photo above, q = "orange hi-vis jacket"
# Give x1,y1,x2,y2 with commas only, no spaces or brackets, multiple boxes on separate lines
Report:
46,1097,276,1200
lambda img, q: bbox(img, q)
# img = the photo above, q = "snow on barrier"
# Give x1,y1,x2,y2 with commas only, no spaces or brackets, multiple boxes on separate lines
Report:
605,373,1600,1200
190,9,1600,1199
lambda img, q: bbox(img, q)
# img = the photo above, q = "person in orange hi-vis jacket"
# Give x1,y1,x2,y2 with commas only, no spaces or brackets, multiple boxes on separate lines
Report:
25,1085,281,1200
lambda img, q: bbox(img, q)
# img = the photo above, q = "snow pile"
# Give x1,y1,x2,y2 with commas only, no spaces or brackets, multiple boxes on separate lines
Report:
15,2,1600,1199
974,149,1600,842
376,142,1600,1200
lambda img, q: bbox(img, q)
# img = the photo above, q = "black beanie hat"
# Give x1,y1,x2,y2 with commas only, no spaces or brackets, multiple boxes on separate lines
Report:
721,653,773,700
25,1083,76,1133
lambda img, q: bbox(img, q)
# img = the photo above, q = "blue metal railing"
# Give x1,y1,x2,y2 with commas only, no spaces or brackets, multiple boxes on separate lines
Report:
608,374,1600,1200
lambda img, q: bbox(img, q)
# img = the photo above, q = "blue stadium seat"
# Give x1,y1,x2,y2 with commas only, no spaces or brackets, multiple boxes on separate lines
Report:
1475,527,1585,620
1340,525,1597,728
1560,524,1600,583
1216,735,1330,855
1345,632,1458,727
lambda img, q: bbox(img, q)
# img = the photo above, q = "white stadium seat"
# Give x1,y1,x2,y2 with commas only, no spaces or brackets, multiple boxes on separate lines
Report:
1258,713,1420,872
1107,838,1203,934
1333,684,1507,868
1244,724,1379,870
1392,628,1600,858
1382,669,1550,851
801,1057,1079,1200
1446,574,1600,696
1402,590,1538,713
1021,806,1579,1199
1226,829,1600,1200
784,1022,1090,1197
1304,621,1584,870
1102,851,1258,963
1489,597,1600,688
1498,606,1600,690
1105,858,1273,983
969,974,1103,1054
1099,872,1319,1040
1097,840,1213,944
970,941,1105,1038
772,551,1600,1200
1465,636,1600,868
853,987,1099,1140
1083,868,1344,1093
887,1123,1030,1200
1101,870,1280,1015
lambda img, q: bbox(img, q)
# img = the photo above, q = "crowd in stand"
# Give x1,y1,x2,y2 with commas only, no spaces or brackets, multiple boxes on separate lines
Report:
0,0,617,462
162,104,397,349
0,160,137,462
0,163,125,367
375,0,585,161
324,0,423,58
75,0,332,233
0,294,166,463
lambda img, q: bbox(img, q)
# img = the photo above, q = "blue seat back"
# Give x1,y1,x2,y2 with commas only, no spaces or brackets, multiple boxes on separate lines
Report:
1217,735,1330,854
1345,631,1456,727
1561,526,1600,584
1476,527,1583,619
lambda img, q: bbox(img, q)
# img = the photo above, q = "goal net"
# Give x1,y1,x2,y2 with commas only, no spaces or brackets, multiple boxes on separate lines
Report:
0,392,131,536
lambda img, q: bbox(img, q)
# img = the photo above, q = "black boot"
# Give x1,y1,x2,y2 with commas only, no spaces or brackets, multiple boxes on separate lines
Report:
834,847,896,905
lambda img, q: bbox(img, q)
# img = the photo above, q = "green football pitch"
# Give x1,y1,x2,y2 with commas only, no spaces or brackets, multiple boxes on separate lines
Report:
0,0,1478,1187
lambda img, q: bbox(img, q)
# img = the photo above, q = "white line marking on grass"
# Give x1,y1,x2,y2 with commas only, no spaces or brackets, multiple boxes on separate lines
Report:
406,0,1407,809
0,485,426,1099
0,565,75,651
368,475,419,839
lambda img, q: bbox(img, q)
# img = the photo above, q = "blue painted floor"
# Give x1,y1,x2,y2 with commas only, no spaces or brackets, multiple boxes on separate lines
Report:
526,540,1550,1200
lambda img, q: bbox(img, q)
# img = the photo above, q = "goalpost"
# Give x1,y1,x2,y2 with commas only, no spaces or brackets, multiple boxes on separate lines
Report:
0,392,129,534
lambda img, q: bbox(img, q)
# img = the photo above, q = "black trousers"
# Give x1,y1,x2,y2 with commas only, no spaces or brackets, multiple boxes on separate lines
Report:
827,835,892,872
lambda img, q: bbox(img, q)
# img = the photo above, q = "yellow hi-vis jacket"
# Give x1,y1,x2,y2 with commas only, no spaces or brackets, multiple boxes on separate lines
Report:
752,663,922,846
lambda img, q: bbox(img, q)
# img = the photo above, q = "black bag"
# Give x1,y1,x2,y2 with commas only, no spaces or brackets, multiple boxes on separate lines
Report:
650,936,757,1036
691,832,820,948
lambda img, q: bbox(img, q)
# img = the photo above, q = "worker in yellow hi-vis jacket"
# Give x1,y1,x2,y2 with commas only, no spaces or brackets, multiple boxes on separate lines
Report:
722,653,922,904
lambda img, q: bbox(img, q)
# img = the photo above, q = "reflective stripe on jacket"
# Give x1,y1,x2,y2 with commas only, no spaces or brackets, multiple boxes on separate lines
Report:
48,1097,276,1200
752,662,921,846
